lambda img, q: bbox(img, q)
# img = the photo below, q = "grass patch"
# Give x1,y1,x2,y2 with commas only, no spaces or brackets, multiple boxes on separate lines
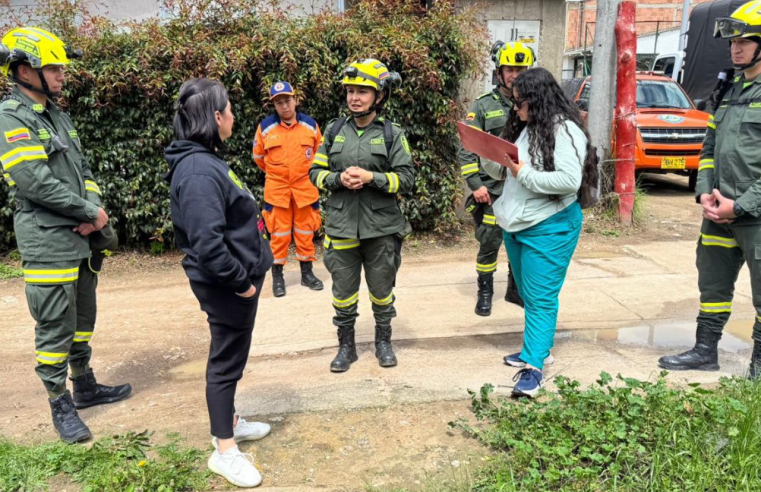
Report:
450,373,761,491
0,263,22,280
0,431,208,492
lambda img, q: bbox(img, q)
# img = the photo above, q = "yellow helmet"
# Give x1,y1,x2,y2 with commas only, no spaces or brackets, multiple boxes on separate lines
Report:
341,59,401,91
491,41,535,68
0,27,81,77
714,0,761,40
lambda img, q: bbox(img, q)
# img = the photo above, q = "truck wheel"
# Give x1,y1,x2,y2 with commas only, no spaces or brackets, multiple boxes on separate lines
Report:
688,170,697,192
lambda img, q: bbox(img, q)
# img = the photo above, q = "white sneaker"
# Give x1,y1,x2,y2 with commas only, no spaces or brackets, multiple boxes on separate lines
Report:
208,445,262,488
233,418,271,443
212,418,271,449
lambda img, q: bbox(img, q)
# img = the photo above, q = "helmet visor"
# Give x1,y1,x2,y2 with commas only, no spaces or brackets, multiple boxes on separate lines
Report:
714,17,761,39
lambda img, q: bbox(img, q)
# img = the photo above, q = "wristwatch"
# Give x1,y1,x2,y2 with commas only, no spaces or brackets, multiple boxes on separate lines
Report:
734,202,745,217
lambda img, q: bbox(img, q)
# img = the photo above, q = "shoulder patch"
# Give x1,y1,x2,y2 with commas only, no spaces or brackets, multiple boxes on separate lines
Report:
334,135,346,143
5,127,31,143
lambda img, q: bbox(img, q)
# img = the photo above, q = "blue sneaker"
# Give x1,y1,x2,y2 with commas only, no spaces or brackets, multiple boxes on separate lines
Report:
512,368,544,398
503,352,555,368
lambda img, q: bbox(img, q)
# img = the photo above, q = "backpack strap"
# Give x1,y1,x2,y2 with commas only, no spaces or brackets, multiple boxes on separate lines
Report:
325,116,348,152
383,119,394,157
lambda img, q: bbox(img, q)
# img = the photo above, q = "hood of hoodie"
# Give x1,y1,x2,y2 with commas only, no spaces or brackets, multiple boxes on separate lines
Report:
164,140,217,183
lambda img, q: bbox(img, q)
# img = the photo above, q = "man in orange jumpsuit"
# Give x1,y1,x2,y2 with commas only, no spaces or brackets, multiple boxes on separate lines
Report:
253,82,324,297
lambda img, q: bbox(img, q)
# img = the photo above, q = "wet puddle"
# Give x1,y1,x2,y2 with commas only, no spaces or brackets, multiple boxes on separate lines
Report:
169,359,206,378
560,319,754,354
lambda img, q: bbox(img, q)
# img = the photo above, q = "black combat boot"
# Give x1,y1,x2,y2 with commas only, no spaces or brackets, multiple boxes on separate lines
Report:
749,341,761,381
505,267,524,308
271,264,286,297
71,369,132,409
658,326,721,371
49,391,92,443
330,326,358,373
375,325,398,367
475,274,494,317
300,261,324,291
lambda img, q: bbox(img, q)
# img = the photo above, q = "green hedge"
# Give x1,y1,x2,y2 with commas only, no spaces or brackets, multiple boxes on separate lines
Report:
0,0,486,251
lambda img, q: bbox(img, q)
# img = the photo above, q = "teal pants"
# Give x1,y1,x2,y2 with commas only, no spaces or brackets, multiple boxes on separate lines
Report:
503,202,583,370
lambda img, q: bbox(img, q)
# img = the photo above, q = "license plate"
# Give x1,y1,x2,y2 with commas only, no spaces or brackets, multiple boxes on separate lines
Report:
661,157,686,169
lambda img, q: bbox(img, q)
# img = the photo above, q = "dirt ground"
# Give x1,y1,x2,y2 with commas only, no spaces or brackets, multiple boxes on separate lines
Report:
0,173,704,490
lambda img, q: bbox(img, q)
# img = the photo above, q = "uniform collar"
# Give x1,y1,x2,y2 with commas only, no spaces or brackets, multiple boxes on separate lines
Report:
11,86,54,115
493,88,514,110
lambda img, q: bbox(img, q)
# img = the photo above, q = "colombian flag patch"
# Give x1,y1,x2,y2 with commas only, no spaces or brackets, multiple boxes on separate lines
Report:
5,128,31,143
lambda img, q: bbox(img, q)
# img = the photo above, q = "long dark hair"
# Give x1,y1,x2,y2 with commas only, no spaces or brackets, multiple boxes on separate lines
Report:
172,78,229,151
501,68,599,205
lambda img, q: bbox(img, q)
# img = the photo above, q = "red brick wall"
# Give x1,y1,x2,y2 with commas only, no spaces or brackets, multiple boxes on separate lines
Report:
566,0,715,51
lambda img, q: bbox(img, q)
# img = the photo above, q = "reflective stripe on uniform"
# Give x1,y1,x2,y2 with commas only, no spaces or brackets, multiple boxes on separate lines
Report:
698,158,714,171
333,292,359,308
707,119,717,130
701,234,738,248
385,172,399,193
325,235,360,250
700,302,732,313
461,162,479,176
273,257,287,264
296,254,312,261
84,180,101,195
757,315,761,324
313,153,329,168
476,261,498,273
316,170,330,189
23,267,79,284
35,350,68,365
3,173,15,186
482,214,497,225
369,291,394,306
0,145,47,170
73,331,93,343
294,228,313,235
272,230,292,237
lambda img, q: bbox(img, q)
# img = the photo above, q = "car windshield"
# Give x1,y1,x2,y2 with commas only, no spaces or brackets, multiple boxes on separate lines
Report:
636,80,692,109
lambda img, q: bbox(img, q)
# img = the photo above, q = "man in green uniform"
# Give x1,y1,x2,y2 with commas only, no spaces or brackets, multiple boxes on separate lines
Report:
659,1,761,378
310,59,416,372
0,28,131,443
458,42,533,316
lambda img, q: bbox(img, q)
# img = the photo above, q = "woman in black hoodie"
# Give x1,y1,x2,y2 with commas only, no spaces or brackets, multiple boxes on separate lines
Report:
165,78,273,488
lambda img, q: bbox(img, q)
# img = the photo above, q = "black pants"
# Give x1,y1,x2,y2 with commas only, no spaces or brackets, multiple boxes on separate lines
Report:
190,275,266,439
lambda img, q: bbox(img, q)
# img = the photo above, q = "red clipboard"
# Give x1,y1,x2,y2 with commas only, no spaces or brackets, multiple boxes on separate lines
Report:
457,122,519,166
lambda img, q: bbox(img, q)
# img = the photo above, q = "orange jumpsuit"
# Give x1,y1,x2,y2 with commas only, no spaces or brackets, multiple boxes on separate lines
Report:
253,112,322,265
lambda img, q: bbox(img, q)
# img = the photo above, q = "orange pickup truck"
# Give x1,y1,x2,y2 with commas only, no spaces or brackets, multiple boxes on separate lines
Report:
563,73,710,191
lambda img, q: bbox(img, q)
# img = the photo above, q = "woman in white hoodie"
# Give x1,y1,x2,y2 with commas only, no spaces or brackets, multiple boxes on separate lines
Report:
481,67,598,397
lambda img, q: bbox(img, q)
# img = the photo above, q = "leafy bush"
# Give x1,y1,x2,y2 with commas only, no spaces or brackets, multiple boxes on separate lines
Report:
0,0,486,252
452,373,761,491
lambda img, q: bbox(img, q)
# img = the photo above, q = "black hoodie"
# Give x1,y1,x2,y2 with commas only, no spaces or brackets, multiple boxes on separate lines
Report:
164,141,273,293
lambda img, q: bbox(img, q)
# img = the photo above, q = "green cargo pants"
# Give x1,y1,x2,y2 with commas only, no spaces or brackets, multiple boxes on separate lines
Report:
323,235,402,328
23,258,98,396
475,202,504,276
696,220,761,342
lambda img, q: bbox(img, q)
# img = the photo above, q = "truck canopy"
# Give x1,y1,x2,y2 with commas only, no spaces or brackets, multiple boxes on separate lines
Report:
682,0,747,104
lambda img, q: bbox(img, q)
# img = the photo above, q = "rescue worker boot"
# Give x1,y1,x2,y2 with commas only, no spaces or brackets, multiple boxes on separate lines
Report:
375,325,398,368
49,391,92,444
475,274,494,317
300,261,324,291
505,268,524,308
658,326,721,371
71,369,133,409
749,341,761,381
330,326,358,373
271,264,286,297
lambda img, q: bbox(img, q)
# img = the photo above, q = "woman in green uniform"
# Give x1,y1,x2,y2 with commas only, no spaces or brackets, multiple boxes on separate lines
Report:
309,59,416,373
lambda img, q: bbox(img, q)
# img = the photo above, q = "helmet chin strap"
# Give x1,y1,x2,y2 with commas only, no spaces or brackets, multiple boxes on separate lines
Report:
11,69,59,99
733,39,761,71
349,90,383,119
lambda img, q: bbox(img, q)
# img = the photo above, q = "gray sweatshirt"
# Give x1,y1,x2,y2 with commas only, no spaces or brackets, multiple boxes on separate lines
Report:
481,119,586,233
